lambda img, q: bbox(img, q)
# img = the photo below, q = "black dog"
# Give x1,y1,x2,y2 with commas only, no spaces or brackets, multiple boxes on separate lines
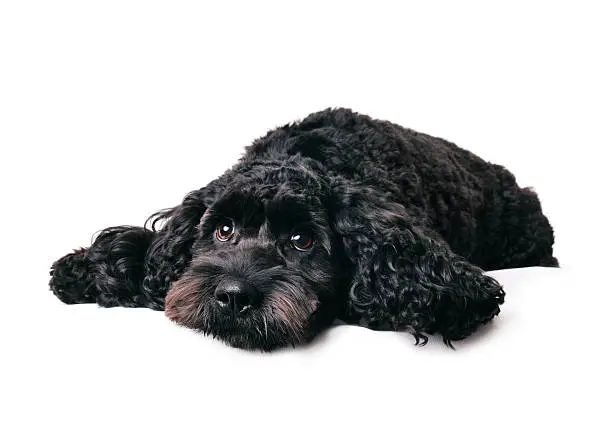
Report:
50,108,557,350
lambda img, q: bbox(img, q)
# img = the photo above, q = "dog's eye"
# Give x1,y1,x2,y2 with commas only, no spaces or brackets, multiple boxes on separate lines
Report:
290,232,313,251
215,219,235,242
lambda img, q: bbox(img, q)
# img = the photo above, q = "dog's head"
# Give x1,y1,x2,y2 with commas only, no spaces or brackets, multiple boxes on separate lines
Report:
161,158,351,350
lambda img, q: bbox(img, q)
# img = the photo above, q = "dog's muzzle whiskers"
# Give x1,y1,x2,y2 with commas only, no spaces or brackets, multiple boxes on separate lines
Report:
263,315,268,340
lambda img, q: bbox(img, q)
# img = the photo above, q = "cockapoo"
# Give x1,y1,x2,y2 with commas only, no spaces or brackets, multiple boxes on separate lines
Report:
50,108,557,350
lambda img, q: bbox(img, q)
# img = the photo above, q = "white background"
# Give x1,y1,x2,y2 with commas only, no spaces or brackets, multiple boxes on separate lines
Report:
1,1,610,424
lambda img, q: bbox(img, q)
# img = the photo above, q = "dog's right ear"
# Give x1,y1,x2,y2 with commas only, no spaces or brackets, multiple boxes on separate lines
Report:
328,177,504,345
142,180,224,308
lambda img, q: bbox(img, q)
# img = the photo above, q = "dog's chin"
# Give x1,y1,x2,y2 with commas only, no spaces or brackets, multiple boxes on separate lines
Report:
205,311,309,351
164,274,320,351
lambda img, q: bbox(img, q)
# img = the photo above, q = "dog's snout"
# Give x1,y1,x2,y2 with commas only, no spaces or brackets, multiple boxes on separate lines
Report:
214,280,260,313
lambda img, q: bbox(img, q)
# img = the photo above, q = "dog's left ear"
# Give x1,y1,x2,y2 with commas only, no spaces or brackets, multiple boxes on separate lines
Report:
141,178,225,308
329,178,505,345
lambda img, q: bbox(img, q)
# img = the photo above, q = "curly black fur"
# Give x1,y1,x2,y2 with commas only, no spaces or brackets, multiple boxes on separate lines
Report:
49,108,557,350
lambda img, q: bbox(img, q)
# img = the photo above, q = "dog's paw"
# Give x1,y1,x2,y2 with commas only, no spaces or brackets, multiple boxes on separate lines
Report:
49,248,97,304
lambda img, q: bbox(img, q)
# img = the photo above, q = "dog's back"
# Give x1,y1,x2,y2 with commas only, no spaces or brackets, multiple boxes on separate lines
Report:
248,108,557,270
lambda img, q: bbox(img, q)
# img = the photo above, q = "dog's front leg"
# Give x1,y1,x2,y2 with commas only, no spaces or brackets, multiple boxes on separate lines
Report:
49,226,160,309
398,240,506,344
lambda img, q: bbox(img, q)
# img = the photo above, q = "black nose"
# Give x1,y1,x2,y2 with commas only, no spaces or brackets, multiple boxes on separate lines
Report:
214,280,260,313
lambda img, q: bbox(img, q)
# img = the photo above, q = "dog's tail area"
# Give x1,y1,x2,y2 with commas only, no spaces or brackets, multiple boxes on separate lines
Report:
49,226,161,310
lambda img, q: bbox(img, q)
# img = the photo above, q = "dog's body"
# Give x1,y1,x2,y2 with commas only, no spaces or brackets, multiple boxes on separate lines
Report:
50,108,556,350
